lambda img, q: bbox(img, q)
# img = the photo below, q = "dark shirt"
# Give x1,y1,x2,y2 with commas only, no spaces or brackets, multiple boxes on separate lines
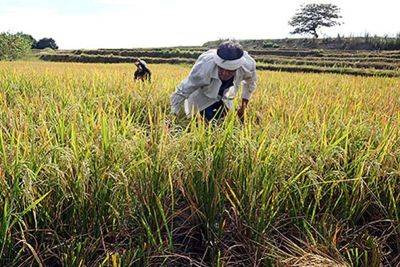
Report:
134,61,151,81
218,76,234,97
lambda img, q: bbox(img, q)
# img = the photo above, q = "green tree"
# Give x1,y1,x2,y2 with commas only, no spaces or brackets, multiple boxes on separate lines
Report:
289,4,342,38
16,32,37,48
35,38,58,49
0,32,32,60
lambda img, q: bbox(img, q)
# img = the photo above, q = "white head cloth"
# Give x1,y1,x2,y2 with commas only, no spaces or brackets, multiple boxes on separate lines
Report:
213,50,245,70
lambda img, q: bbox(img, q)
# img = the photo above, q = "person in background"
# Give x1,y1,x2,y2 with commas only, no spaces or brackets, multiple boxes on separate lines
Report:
134,58,151,81
170,40,257,122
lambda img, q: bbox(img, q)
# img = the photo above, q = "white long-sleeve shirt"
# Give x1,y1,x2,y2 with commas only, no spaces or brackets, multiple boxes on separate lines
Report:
170,49,257,116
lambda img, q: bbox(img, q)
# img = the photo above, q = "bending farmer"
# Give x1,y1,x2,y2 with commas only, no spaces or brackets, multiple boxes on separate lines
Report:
170,41,257,121
134,58,151,81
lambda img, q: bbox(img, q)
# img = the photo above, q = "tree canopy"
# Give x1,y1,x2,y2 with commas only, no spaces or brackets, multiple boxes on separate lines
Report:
16,32,37,48
35,38,59,50
289,4,342,38
0,32,32,60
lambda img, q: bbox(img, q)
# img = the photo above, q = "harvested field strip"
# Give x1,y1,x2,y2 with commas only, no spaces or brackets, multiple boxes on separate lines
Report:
255,57,400,70
323,52,400,59
97,46,207,52
249,49,322,56
40,54,196,64
40,54,400,77
73,49,324,58
257,63,400,77
282,56,400,64
73,49,202,59
72,48,400,60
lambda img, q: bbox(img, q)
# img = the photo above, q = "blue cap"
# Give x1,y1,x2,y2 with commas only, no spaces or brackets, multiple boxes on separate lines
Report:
217,41,244,60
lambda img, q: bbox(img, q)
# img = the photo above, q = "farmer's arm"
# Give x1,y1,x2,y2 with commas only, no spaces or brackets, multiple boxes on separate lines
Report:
170,74,204,114
170,59,208,114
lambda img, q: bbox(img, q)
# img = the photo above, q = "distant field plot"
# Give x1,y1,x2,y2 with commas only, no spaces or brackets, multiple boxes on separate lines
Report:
0,62,399,266
39,47,400,77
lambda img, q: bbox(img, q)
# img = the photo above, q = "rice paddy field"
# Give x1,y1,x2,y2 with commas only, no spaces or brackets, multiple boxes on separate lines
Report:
39,47,400,78
0,61,399,266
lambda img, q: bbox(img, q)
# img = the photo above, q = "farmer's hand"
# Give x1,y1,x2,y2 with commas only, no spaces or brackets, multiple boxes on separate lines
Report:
171,105,180,116
237,99,249,122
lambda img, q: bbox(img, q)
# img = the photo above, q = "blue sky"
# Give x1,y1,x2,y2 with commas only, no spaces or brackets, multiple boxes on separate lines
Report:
1,0,399,49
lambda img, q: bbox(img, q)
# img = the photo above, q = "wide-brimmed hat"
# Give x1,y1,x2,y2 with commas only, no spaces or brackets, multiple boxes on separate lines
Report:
213,41,245,70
